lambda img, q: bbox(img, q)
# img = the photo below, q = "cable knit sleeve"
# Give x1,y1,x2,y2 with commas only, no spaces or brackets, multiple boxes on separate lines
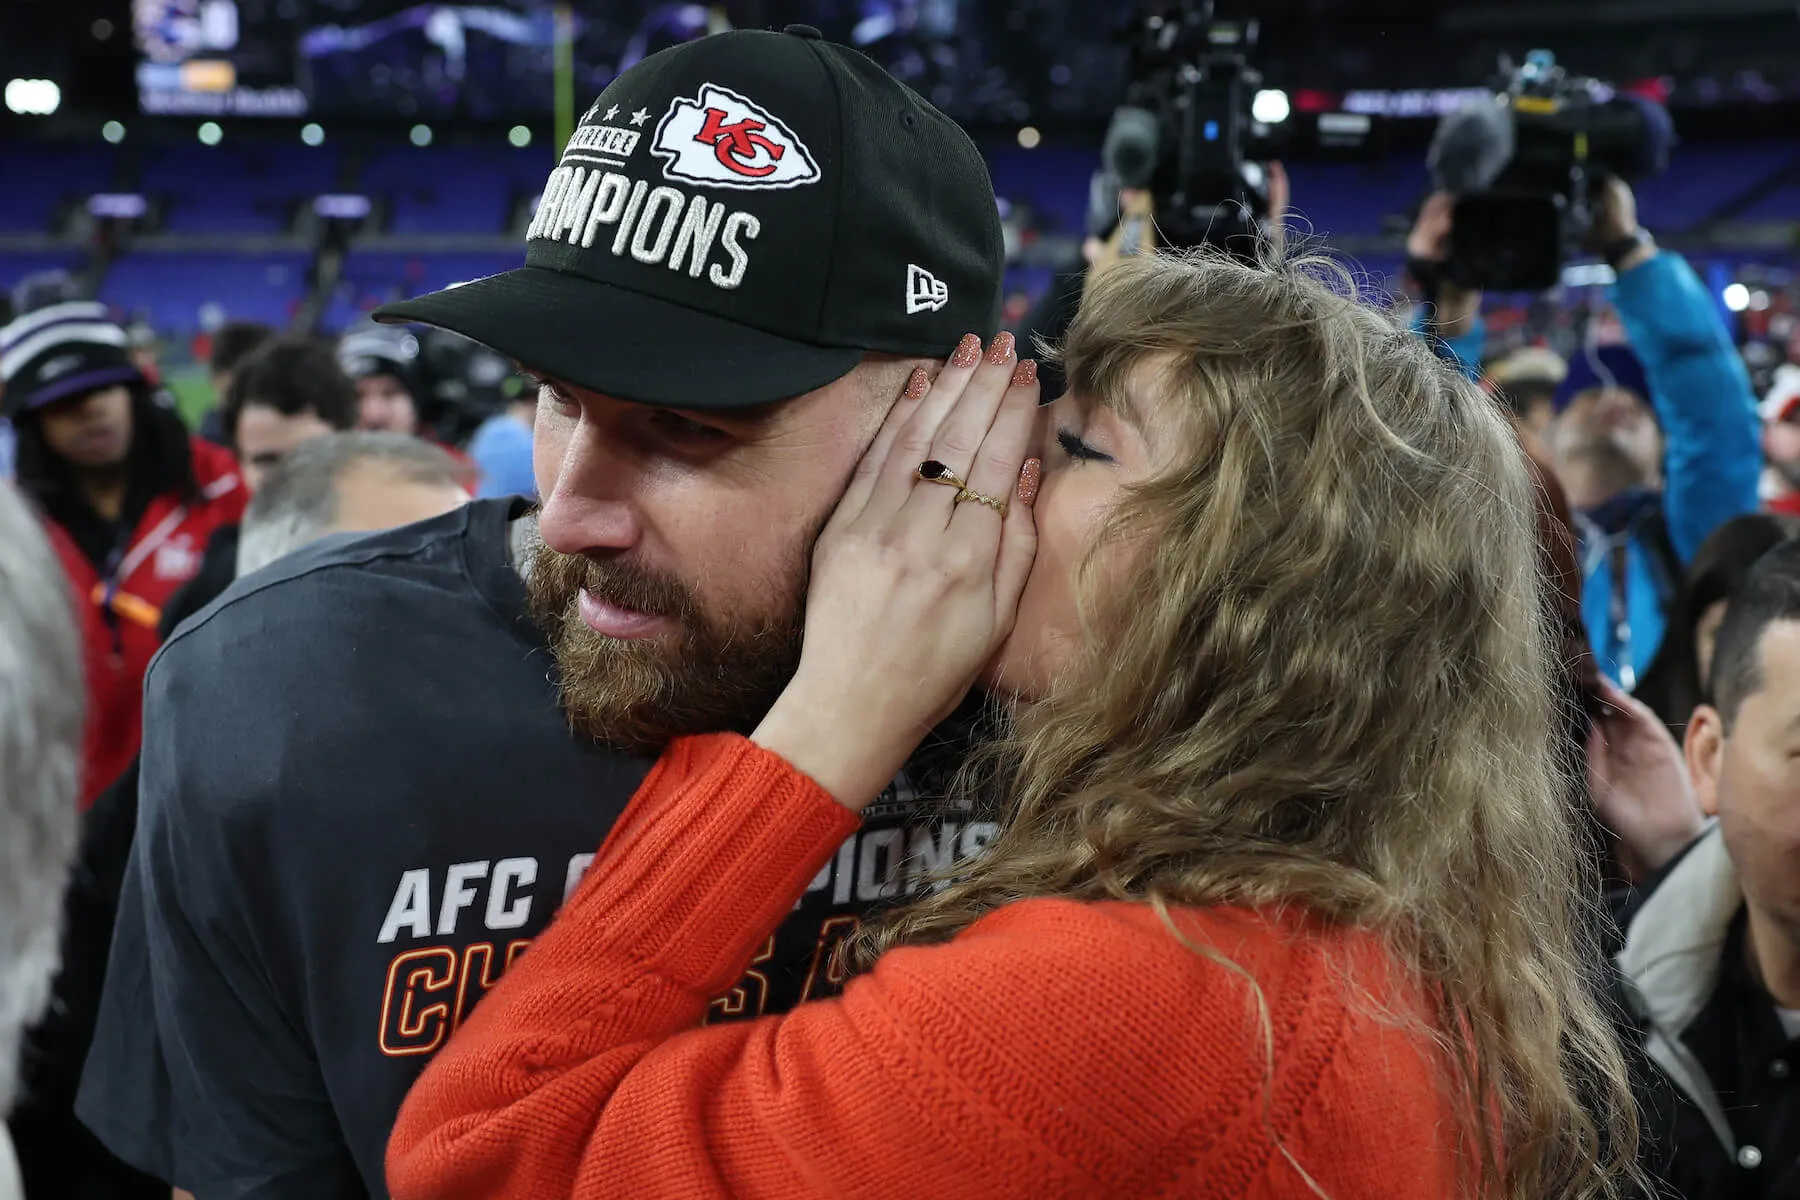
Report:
386,734,1463,1200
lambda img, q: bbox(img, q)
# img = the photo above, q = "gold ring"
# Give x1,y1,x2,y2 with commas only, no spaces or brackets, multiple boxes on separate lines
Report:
955,488,1009,518
915,459,968,490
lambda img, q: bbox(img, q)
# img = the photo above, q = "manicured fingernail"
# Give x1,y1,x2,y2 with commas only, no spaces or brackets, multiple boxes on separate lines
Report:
1017,458,1042,507
951,334,982,368
903,367,930,400
985,331,1016,366
1011,357,1037,388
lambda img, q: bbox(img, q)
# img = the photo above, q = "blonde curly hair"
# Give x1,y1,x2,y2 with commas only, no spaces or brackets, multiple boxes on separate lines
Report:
853,247,1640,1199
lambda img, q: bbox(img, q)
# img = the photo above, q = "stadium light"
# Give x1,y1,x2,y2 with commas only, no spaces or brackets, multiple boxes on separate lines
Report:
1017,125,1041,149
1723,283,1750,312
102,121,127,144
410,123,433,147
1252,89,1290,124
198,121,223,145
5,79,61,116
508,125,532,148
301,123,325,146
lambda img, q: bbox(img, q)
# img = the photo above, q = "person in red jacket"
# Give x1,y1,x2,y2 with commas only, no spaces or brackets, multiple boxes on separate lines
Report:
388,252,1645,1199
1,301,245,807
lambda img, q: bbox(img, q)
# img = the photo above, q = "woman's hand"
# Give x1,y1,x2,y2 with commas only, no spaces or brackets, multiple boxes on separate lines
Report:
1587,678,1708,882
753,333,1043,811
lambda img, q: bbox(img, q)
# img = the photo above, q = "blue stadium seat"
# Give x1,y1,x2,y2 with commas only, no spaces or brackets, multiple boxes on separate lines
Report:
0,146,116,234
0,250,86,297
140,145,342,234
323,250,524,331
360,145,548,234
98,251,314,334
1633,143,1796,232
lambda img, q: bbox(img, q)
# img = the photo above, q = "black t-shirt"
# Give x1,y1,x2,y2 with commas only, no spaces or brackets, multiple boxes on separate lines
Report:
76,498,991,1200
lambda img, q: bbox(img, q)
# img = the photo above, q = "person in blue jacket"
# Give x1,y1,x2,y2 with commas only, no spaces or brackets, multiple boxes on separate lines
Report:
1407,179,1762,689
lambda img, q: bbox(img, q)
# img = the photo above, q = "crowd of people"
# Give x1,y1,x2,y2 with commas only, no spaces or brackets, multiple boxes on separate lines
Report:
0,21,1798,1200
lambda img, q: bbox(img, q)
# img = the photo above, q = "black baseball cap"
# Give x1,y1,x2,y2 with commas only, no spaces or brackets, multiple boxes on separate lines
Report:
374,25,1004,410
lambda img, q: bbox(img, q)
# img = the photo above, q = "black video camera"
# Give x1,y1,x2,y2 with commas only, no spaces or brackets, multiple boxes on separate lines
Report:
1430,51,1672,292
1099,1,1285,261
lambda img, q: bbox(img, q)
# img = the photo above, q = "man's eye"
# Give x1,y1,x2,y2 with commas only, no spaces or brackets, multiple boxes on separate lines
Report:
649,410,730,442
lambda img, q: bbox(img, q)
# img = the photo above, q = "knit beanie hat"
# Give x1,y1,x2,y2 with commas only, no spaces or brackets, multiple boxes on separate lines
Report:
338,325,424,400
1553,343,1650,413
0,301,145,419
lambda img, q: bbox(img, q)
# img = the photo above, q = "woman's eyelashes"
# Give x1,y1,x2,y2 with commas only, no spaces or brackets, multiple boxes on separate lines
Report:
1056,428,1113,464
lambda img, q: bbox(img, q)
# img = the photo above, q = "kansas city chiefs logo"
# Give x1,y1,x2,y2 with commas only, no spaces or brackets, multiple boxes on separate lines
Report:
650,82,820,191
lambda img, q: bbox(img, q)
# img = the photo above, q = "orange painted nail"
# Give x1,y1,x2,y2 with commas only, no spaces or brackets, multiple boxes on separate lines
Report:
1017,458,1042,507
903,367,930,400
985,331,1016,365
1011,358,1037,388
950,333,982,368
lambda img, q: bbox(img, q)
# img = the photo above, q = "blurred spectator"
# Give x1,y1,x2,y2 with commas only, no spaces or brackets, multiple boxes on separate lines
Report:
0,479,84,1200
0,301,246,807
1487,347,1567,462
236,432,469,576
1760,365,1800,517
8,432,464,1200
466,384,536,500
1635,513,1800,740
198,321,276,447
208,321,276,401
339,325,428,436
159,336,359,638
339,324,478,489
9,272,81,319
1412,180,1762,689
124,323,161,387
1610,540,1800,1199
220,337,360,494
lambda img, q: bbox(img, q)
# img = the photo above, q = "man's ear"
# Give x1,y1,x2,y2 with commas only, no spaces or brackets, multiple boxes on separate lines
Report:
1685,704,1726,818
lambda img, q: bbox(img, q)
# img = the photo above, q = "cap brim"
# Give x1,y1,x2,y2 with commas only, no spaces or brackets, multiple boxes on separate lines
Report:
373,267,863,410
22,365,146,413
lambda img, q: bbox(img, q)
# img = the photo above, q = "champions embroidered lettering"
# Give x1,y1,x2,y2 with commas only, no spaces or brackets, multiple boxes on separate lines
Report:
651,82,820,191
530,168,762,290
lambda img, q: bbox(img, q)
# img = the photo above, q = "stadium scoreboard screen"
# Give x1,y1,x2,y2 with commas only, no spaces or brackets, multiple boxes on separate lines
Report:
128,1,1118,126
134,0,309,116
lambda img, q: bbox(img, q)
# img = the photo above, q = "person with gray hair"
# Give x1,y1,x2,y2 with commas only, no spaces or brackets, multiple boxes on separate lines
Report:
236,431,472,577
0,480,84,1200
3,434,464,1200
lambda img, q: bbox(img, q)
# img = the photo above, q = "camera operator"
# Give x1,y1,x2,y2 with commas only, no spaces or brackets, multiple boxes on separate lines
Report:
1409,176,1761,691
1022,2,1288,402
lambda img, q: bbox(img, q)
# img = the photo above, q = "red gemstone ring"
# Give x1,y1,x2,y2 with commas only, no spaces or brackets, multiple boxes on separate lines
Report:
915,459,969,490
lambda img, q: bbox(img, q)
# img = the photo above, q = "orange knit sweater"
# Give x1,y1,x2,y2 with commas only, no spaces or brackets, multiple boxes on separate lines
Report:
387,734,1470,1200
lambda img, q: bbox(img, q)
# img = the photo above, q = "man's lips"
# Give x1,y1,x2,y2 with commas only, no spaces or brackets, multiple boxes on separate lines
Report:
577,587,668,639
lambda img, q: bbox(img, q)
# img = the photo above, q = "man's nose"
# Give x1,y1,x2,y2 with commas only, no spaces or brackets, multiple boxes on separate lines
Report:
537,422,645,556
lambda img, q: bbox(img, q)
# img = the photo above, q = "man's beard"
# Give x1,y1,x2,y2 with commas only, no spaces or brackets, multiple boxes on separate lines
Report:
526,541,809,754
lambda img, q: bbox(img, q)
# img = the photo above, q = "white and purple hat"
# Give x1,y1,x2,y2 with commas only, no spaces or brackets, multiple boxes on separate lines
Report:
0,300,145,419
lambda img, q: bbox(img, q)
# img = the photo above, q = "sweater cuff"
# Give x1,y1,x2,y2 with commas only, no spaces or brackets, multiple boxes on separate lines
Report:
579,732,863,996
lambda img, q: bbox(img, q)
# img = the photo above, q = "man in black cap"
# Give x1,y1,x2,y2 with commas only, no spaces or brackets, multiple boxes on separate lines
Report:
77,26,1003,1200
339,324,430,438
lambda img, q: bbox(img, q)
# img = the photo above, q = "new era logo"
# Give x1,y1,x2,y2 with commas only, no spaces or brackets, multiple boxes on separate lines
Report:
651,83,820,191
36,353,84,381
906,265,949,314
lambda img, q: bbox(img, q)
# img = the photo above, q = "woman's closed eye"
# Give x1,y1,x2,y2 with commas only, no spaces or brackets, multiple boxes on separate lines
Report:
1057,428,1113,464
